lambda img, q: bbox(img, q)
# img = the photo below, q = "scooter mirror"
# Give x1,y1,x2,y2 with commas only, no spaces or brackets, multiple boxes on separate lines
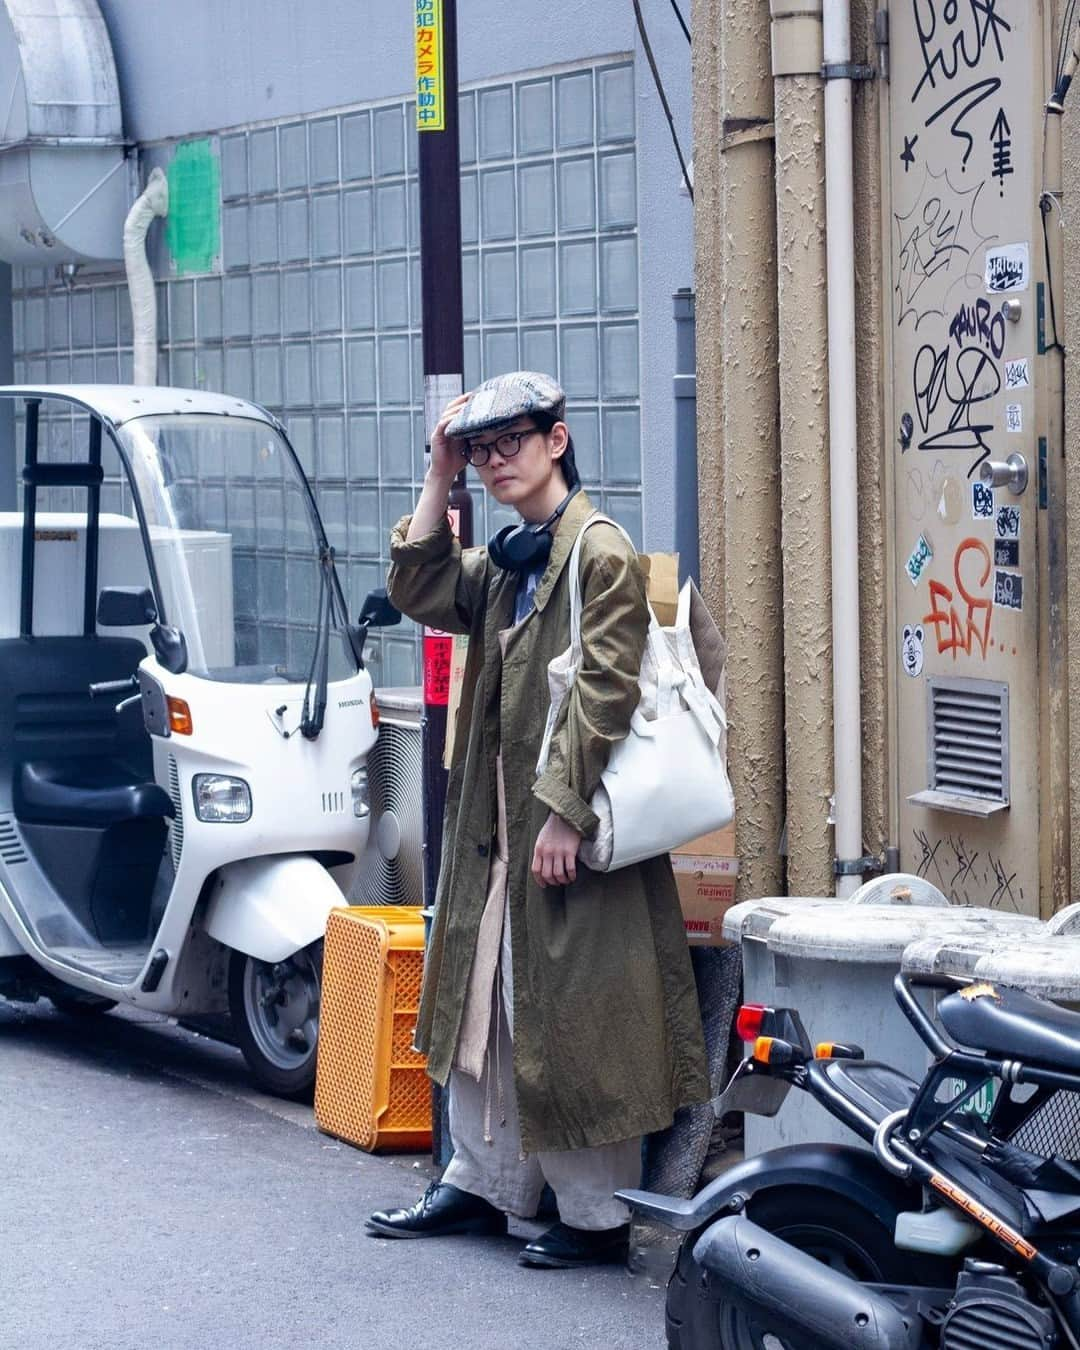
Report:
97,585,158,628
359,588,402,629
151,623,188,675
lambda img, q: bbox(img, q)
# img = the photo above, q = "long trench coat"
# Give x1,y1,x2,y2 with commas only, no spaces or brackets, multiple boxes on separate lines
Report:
387,488,709,1154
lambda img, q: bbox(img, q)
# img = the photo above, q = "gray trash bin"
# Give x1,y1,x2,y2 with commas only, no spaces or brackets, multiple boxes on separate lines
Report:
725,890,1043,1155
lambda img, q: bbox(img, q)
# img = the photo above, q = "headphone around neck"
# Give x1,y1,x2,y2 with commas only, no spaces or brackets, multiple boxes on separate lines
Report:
487,485,581,573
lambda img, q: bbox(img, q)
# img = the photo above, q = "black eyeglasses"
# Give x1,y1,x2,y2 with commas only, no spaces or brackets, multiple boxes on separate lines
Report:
461,427,540,467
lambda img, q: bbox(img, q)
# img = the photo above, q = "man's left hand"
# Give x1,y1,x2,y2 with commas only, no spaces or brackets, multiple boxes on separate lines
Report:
531,812,581,888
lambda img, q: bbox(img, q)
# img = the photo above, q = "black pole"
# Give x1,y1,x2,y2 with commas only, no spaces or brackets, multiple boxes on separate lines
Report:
416,0,470,1168
417,0,470,906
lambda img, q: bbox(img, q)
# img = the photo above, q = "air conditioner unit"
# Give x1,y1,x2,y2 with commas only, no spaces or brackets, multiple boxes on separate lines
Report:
349,686,425,907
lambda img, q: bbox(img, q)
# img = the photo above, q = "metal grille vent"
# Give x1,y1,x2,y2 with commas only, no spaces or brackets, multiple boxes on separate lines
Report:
941,1299,1051,1350
928,677,1009,805
0,818,27,865
321,791,345,814
351,714,424,907
167,754,184,870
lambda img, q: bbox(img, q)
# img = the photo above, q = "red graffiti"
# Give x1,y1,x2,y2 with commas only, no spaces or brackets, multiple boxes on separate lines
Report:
923,537,992,659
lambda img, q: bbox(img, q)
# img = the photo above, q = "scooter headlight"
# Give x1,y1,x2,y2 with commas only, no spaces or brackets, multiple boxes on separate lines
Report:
351,767,370,818
193,774,252,823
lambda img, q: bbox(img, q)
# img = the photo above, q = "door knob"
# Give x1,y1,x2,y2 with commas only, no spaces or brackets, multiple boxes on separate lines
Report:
979,452,1028,495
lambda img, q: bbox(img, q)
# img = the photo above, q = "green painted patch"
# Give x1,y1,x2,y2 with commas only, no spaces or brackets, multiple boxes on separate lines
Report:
165,139,221,275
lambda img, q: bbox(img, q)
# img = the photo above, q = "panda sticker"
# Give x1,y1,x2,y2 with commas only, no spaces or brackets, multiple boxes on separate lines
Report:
901,624,924,678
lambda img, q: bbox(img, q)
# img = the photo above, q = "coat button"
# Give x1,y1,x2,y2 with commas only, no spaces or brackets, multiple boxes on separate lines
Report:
477,842,489,857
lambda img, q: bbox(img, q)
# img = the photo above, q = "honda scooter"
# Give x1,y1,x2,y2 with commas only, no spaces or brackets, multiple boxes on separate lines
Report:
621,973,1080,1349
0,385,399,1095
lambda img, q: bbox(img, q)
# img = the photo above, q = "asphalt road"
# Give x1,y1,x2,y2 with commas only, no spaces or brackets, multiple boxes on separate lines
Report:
0,999,668,1350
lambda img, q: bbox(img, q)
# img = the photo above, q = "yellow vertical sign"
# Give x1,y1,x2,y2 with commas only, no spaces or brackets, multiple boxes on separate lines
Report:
415,0,445,132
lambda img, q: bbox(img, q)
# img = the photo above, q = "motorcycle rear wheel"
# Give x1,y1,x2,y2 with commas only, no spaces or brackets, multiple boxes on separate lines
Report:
666,1186,952,1350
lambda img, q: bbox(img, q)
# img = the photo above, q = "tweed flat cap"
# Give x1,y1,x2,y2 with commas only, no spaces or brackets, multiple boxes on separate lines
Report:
446,370,566,439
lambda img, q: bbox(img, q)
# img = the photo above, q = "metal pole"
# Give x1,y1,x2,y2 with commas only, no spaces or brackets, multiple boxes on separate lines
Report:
415,0,469,1168
416,0,469,906
672,288,699,584
0,264,14,509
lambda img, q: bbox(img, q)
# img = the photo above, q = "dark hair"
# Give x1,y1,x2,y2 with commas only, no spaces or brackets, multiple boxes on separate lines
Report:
532,410,580,489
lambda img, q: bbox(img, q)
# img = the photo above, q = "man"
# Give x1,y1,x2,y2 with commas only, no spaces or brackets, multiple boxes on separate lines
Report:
366,372,708,1268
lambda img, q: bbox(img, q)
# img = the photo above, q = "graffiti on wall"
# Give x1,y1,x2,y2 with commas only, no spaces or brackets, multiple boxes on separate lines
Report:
923,537,993,659
912,828,1022,909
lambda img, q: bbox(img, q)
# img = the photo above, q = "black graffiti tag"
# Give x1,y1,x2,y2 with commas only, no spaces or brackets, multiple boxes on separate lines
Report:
912,0,1012,101
913,342,1001,477
911,1,1012,170
948,298,1005,357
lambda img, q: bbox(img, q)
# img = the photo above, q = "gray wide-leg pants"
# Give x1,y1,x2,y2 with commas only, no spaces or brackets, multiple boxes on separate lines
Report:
442,999,641,1230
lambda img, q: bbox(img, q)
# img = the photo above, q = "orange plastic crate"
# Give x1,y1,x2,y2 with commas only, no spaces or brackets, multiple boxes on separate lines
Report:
315,906,432,1152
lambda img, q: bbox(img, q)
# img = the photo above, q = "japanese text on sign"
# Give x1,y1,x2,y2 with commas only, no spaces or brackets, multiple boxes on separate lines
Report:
424,626,453,705
415,0,445,132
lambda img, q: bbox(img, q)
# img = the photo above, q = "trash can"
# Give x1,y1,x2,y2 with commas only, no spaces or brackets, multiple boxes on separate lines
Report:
725,886,1043,1155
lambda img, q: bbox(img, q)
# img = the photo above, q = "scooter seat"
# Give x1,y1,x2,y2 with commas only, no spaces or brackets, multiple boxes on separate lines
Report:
939,983,1080,1074
14,759,174,828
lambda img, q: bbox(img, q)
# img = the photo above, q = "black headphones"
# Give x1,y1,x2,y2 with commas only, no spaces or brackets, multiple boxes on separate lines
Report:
487,484,581,572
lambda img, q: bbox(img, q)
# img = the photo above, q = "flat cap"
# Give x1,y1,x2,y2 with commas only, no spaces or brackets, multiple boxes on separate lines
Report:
446,370,566,439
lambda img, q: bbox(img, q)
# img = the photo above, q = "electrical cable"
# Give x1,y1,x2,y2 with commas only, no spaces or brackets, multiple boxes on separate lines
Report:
668,0,691,45
1040,193,1066,357
632,0,694,201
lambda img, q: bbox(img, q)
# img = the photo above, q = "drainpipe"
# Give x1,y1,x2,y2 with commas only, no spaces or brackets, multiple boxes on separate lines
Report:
822,0,863,897
123,167,168,387
770,0,834,896
713,0,785,900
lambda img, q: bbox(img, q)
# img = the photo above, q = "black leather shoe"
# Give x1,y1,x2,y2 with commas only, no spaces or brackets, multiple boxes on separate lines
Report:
518,1221,630,1268
365,1182,508,1240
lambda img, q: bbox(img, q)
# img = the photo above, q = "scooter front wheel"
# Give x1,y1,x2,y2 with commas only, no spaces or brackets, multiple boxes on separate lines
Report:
228,940,323,1099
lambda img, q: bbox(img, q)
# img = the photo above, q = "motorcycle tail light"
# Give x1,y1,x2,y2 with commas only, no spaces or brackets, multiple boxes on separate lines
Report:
736,1004,769,1043
167,696,193,735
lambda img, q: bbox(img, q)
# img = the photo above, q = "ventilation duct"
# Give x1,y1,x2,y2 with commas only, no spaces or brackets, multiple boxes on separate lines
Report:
0,0,129,265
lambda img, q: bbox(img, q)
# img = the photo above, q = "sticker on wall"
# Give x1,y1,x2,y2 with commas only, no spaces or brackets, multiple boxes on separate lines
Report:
996,505,1021,540
994,570,1023,611
1004,358,1030,390
901,624,925,678
972,481,995,520
1005,403,1023,433
995,538,1020,568
985,242,1029,294
905,533,933,587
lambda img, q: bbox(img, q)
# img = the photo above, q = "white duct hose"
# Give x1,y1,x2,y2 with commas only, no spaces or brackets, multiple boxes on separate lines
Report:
123,167,169,386
822,0,863,896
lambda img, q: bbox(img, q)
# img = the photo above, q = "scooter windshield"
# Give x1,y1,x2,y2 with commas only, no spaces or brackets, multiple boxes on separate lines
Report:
116,414,352,684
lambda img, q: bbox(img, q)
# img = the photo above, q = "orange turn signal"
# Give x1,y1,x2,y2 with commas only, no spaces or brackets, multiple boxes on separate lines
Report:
370,693,380,729
752,1036,775,1064
816,1042,838,1060
167,696,193,736
814,1041,865,1061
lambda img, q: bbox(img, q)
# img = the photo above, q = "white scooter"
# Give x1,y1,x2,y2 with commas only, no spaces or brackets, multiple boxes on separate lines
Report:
0,385,399,1095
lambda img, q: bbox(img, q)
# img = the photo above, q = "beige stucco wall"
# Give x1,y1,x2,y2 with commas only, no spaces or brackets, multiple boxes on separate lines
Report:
693,0,887,895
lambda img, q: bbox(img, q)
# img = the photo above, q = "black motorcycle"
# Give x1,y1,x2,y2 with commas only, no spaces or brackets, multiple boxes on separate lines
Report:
619,973,1080,1349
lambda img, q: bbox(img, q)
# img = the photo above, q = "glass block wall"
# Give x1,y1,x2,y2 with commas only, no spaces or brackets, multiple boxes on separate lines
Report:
10,58,643,687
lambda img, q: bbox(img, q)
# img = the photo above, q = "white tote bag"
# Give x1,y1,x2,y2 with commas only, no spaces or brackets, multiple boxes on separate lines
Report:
536,514,734,872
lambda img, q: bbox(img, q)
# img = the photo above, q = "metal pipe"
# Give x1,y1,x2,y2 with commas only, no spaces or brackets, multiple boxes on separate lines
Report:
770,0,834,896
822,0,862,897
122,167,168,387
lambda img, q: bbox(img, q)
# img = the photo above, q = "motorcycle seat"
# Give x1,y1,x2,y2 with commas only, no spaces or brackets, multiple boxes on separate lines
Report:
939,983,1080,1074
14,759,174,829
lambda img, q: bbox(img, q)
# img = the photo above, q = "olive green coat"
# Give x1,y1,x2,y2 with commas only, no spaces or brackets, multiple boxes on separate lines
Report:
387,489,709,1153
